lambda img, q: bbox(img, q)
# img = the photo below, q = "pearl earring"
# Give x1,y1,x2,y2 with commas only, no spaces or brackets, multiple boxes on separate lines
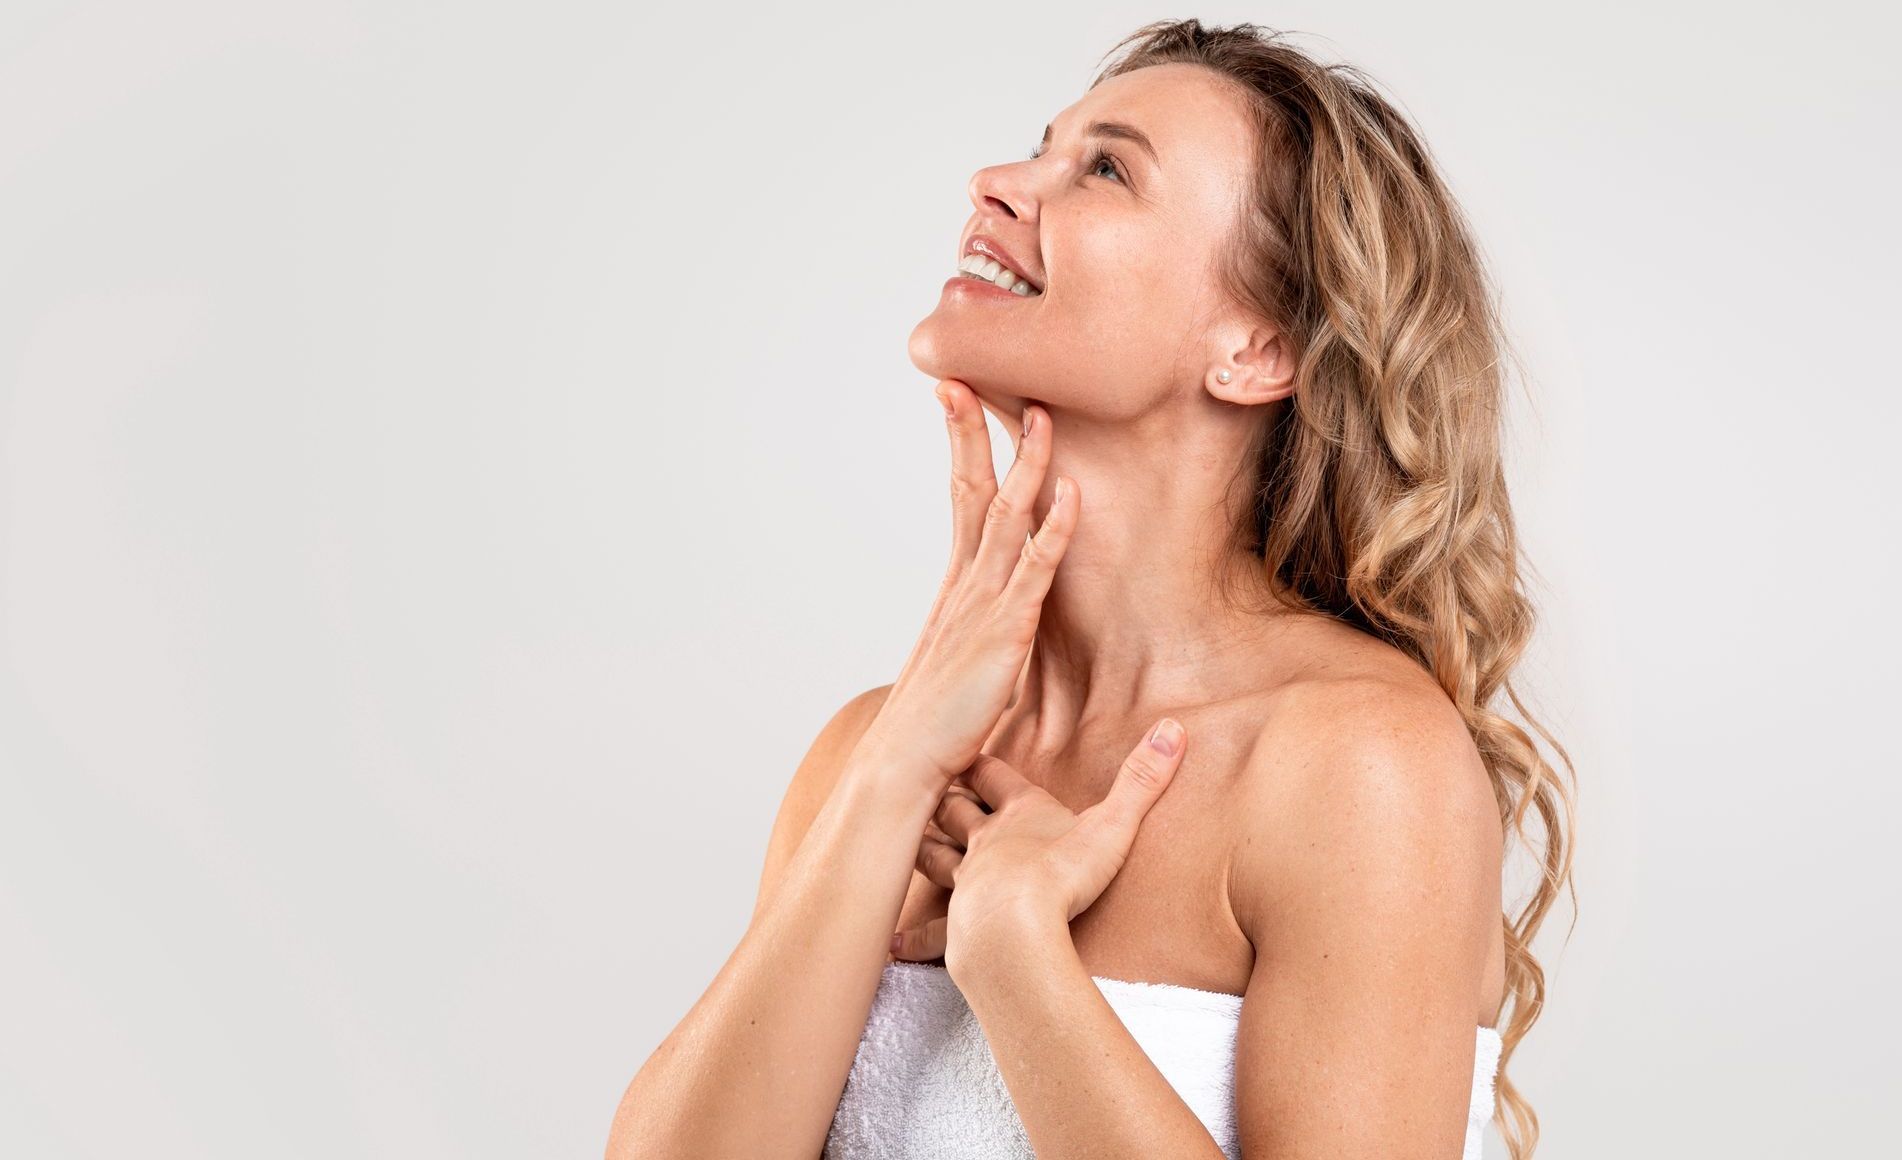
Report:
1216,370,1231,383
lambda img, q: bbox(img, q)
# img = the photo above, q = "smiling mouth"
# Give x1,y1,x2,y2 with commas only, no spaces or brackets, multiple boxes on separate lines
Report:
955,252,1042,296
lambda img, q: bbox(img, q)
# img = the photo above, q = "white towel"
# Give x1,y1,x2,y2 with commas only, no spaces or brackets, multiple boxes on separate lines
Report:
824,959,1502,1159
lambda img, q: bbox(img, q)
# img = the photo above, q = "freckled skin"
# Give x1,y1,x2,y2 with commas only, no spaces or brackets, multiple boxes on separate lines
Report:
898,60,1504,1026
910,63,1262,421
613,57,1508,1160
890,625,1506,1026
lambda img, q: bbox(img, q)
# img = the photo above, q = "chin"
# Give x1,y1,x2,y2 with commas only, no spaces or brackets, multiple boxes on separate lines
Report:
907,312,1041,406
906,315,949,381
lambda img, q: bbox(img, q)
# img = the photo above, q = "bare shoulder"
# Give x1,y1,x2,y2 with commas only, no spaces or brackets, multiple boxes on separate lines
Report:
1222,626,1501,942
749,683,894,925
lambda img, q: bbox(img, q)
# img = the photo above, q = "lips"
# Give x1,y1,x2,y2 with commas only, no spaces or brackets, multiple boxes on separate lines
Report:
963,233,1043,293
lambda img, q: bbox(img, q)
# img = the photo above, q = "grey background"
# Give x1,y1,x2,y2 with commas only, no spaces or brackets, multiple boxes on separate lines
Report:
3,1,1896,1156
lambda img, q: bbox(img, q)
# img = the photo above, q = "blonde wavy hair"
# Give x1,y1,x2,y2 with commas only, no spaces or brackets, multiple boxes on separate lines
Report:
1091,20,1579,1158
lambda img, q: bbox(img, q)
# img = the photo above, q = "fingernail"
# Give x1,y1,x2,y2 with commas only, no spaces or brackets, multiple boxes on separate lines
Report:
1149,718,1182,757
890,933,904,954
936,386,953,416
1022,406,1035,439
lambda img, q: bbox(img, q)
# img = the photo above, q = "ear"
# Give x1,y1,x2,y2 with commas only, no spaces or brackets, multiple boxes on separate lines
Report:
1204,320,1297,406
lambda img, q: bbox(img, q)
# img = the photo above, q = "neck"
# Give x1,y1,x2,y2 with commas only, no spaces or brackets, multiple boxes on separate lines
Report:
1001,394,1294,754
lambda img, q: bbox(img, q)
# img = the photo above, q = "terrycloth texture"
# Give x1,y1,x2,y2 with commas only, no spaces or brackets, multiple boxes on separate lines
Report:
824,959,1503,1160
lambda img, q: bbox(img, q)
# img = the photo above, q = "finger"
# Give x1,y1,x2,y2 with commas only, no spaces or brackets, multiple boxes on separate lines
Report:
997,473,1079,612
932,785,990,847
937,380,998,570
965,753,1036,811
942,778,987,813
915,832,962,889
970,402,1052,589
1081,718,1186,843
891,914,950,962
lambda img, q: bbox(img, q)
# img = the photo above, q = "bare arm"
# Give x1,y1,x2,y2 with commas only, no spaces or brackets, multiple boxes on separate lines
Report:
605,686,941,1160
932,680,1499,1160
912,724,1231,1158
955,911,1231,1159
608,379,1082,1158
1230,680,1502,1158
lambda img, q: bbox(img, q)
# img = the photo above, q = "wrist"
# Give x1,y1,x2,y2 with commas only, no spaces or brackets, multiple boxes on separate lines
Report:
945,891,1069,988
841,734,948,806
836,743,946,819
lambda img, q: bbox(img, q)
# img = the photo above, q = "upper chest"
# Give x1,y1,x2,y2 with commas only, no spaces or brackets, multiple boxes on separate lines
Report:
894,700,1272,997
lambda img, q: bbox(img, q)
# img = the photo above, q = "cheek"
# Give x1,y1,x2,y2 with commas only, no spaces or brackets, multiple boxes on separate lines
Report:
1056,247,1201,359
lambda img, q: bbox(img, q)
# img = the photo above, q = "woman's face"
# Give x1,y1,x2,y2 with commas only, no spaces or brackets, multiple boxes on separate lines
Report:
908,62,1264,419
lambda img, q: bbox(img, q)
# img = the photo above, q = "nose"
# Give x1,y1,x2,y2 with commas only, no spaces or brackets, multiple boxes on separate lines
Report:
967,160,1037,224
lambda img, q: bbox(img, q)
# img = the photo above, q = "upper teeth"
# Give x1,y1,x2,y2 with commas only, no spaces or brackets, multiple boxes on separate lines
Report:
959,252,1041,296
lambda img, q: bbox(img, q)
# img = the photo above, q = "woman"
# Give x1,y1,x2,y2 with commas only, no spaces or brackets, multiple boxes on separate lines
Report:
610,19,1576,1160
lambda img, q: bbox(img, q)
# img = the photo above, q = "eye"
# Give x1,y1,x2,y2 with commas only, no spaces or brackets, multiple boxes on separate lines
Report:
1026,143,1127,185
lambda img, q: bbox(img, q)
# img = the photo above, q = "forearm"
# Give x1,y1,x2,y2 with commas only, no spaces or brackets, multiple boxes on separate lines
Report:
609,754,941,1160
952,908,1230,1160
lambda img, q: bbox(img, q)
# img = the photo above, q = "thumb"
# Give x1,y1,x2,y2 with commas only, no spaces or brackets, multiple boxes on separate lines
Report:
1087,718,1186,839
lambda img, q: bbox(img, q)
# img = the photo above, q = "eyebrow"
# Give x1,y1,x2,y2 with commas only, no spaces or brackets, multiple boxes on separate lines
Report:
1039,119,1160,166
